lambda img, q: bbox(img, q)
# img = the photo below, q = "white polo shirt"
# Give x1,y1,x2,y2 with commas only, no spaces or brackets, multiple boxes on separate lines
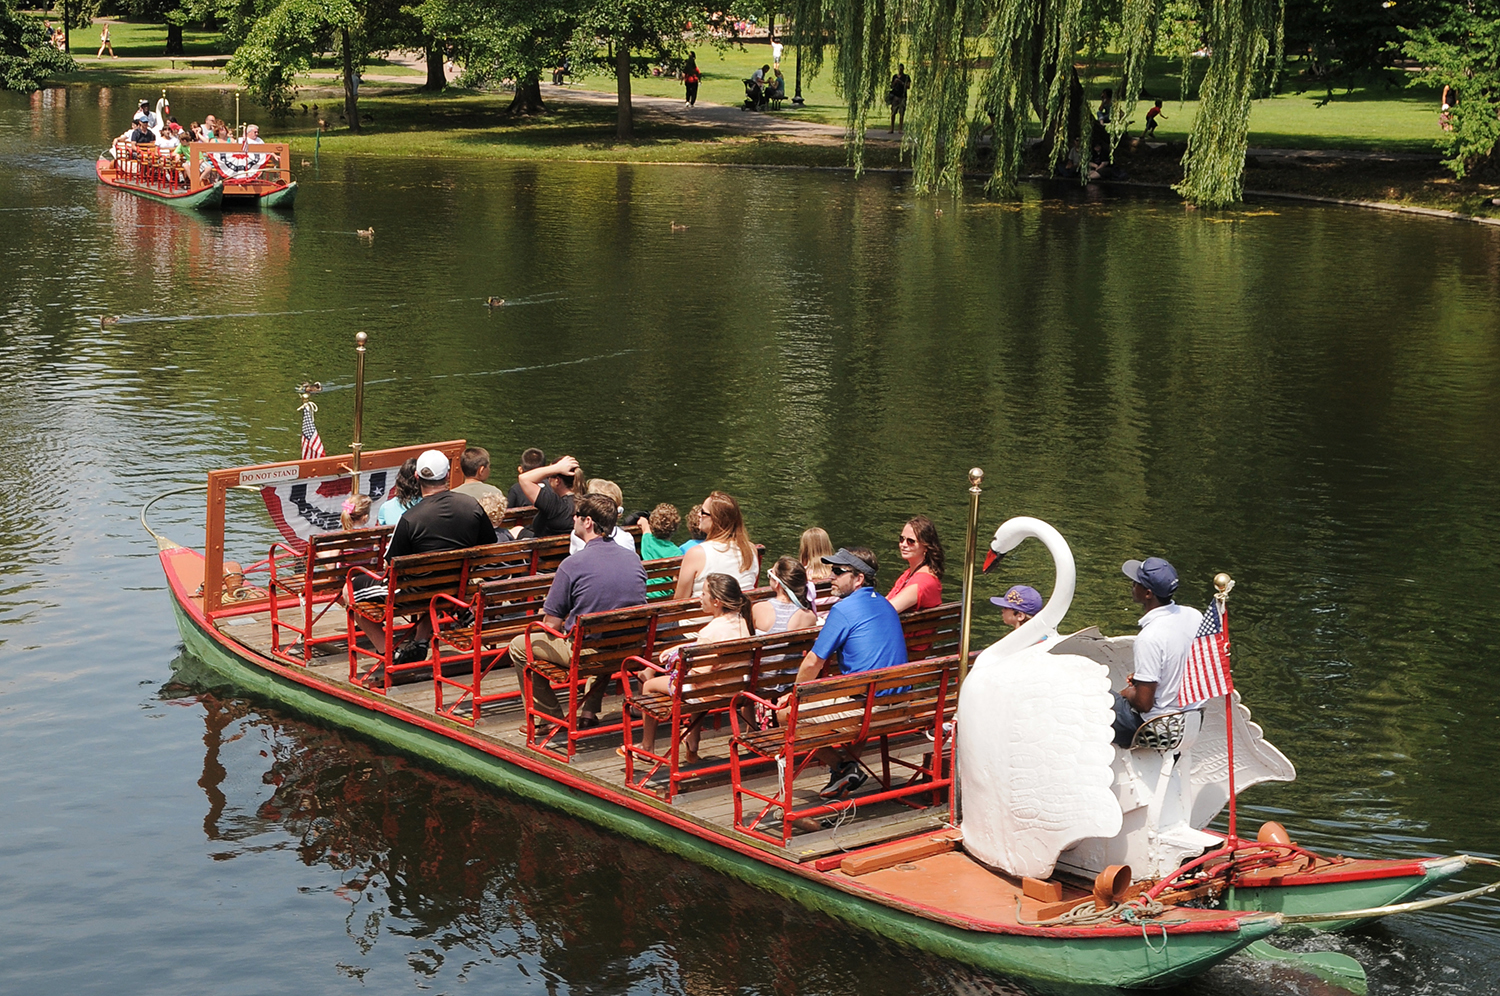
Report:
1134,602,1204,720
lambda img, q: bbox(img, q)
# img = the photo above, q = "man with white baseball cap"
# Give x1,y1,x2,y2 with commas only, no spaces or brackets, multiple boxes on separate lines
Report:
367,449,497,666
1112,555,1203,747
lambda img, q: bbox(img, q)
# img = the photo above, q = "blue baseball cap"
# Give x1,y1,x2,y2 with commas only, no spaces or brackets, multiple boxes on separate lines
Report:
1122,557,1179,600
990,585,1043,616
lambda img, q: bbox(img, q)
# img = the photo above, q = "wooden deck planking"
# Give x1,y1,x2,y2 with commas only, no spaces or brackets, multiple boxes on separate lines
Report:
217,602,951,860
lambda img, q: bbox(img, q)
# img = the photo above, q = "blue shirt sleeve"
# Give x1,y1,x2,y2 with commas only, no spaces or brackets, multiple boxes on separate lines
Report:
812,603,850,661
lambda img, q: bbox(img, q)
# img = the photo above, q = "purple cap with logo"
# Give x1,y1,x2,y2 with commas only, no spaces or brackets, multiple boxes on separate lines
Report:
990,585,1043,616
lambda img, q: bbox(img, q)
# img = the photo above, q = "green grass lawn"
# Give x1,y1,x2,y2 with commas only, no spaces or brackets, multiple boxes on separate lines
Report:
51,30,1450,155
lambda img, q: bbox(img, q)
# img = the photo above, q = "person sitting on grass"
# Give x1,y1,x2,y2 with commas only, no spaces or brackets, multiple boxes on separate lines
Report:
623,573,755,763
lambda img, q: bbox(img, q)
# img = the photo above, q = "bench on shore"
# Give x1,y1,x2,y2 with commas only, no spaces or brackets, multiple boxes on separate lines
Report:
268,526,394,665
345,534,571,691
429,555,686,726
728,654,959,846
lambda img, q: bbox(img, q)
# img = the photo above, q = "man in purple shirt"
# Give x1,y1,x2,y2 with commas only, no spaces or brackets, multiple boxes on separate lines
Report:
508,493,647,724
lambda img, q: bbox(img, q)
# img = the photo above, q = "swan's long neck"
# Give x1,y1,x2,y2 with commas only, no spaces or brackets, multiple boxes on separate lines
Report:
986,516,1076,658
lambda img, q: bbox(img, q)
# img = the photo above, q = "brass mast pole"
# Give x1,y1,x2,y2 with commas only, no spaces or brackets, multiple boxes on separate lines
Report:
957,467,984,686
351,332,367,493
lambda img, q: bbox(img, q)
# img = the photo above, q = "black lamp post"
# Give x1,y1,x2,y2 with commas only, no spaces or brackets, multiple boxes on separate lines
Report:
793,19,804,106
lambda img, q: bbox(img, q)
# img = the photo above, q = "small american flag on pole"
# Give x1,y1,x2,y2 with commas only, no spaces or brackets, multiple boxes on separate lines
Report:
1180,599,1232,705
299,403,325,461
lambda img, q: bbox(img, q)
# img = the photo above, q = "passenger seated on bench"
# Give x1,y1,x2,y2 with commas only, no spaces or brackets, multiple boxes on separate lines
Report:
990,584,1042,630
1112,556,1202,748
341,494,372,531
569,478,637,554
476,492,515,542
624,573,755,761
778,546,907,798
507,493,647,727
767,69,786,101
377,459,421,526
354,450,498,665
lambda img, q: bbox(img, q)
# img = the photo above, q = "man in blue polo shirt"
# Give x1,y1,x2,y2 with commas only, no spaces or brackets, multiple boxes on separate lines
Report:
781,545,906,798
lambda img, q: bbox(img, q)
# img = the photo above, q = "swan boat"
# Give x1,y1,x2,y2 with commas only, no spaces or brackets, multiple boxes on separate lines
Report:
98,97,296,210
144,389,1496,988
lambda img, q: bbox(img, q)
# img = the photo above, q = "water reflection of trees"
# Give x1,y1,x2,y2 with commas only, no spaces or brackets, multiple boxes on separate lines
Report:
163,662,1027,996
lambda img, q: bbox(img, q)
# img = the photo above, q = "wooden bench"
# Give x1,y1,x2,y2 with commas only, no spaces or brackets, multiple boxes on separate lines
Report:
516,596,730,762
499,504,536,534
268,526,393,664
427,553,686,725
621,626,822,801
618,601,960,802
728,655,960,846
345,534,570,691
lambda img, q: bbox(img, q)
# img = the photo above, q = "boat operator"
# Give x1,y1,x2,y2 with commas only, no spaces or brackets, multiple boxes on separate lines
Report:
1112,556,1203,747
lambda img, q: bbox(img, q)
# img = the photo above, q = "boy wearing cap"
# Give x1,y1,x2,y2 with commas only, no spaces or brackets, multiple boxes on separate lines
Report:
1113,556,1204,747
782,546,907,798
991,584,1043,630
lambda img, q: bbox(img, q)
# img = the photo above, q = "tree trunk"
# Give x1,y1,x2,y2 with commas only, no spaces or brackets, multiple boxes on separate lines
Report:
341,28,360,133
165,23,183,56
616,44,632,138
507,75,546,116
424,42,445,91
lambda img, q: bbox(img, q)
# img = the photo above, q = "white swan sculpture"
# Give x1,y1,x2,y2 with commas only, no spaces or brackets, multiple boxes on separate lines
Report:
956,516,1296,882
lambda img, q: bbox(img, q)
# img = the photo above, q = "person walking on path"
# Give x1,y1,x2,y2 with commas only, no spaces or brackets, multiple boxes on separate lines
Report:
683,52,701,107
887,64,911,133
97,23,116,58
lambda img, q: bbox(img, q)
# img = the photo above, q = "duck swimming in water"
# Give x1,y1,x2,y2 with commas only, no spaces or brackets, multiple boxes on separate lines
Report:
100,315,119,328
486,297,505,307
356,227,374,239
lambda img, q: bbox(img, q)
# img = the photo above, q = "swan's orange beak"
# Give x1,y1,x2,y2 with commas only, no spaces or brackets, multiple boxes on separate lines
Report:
982,549,1001,573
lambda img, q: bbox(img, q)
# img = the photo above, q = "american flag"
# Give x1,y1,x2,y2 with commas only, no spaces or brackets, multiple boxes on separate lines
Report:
299,403,325,461
1180,599,1232,705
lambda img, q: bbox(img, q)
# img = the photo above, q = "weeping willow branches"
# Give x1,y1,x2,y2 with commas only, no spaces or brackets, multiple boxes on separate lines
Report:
805,0,1282,207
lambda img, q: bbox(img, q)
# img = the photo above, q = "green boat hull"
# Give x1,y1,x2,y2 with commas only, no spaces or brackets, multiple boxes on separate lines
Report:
1224,858,1467,931
169,597,1278,989
260,181,297,209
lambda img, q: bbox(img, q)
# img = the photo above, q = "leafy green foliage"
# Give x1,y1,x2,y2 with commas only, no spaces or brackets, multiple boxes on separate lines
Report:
0,2,77,91
225,0,357,116
1403,0,1500,176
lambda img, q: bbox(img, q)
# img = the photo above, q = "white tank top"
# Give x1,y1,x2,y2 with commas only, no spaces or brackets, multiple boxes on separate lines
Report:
693,540,759,596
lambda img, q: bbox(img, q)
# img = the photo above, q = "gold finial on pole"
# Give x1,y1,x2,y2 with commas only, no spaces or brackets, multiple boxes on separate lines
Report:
350,333,367,494
957,467,985,687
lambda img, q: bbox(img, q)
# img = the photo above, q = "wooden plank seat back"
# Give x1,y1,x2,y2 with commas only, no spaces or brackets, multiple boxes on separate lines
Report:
499,505,536,533
345,534,570,692
620,626,822,801
728,655,960,846
269,526,393,664
430,571,561,725
518,596,722,762
428,556,714,728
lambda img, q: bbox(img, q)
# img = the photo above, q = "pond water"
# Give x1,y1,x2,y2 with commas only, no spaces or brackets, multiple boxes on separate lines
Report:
3,86,1500,996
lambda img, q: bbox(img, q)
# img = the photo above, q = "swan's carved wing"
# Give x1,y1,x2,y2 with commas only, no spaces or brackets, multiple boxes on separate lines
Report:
958,648,1121,879
1187,690,1296,827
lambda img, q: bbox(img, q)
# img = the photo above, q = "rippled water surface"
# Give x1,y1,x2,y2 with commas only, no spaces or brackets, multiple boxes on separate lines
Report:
3,86,1500,996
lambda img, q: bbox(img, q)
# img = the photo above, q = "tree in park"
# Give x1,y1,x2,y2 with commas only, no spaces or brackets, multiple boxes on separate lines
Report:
225,0,418,127
406,0,582,112
1404,0,1500,177
788,0,1283,207
575,0,708,137
0,1,76,90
